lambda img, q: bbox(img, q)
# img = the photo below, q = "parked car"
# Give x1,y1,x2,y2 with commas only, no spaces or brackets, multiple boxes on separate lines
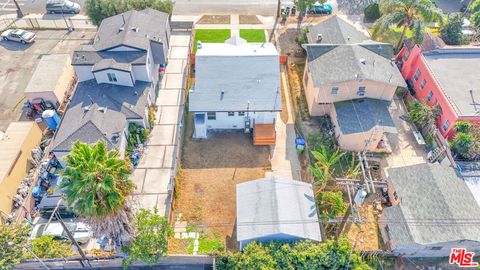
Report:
1,29,36,44
308,1,333,14
46,0,81,14
30,221,91,244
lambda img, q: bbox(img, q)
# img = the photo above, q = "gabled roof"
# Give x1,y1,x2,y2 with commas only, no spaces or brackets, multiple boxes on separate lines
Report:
92,58,132,72
383,163,480,246
52,80,152,152
93,8,169,51
189,42,282,112
305,43,406,88
72,45,147,65
306,15,370,44
236,176,321,243
334,98,396,135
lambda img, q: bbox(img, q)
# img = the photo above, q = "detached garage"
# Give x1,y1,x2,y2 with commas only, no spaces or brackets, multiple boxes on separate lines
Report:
24,54,76,109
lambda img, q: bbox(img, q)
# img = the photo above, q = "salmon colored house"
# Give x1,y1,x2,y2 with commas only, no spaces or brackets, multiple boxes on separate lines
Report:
397,44,480,138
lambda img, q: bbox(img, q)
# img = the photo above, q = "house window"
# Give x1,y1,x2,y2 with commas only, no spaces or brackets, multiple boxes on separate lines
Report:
430,247,443,250
413,68,421,81
442,120,450,131
420,79,426,89
107,73,117,82
393,191,399,201
426,91,433,102
207,112,216,120
228,112,235,116
331,87,339,95
385,225,391,240
238,111,245,116
402,49,410,62
357,86,366,96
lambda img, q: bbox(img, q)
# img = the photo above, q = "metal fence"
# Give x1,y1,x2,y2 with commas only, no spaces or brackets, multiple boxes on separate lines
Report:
0,16,95,31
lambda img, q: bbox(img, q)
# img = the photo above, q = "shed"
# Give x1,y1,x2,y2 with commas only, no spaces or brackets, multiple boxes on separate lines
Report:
236,176,321,250
0,122,42,216
24,54,75,108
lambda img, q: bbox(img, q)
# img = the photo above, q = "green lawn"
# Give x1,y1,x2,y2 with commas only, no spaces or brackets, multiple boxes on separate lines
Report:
193,29,231,52
239,29,266,43
369,26,439,48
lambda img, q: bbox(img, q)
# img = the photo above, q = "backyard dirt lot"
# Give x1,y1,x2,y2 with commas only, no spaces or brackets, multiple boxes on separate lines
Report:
173,116,271,251
0,29,96,130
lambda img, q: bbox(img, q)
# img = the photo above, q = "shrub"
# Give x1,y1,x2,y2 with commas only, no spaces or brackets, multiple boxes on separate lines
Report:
471,12,480,28
364,3,381,22
29,236,72,259
450,132,474,158
440,14,468,45
408,100,433,128
454,121,473,133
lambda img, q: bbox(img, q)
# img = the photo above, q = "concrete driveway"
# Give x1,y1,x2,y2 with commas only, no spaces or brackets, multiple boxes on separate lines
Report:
0,29,95,130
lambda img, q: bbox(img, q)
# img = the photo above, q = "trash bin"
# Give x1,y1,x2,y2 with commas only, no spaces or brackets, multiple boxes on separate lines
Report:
295,137,305,153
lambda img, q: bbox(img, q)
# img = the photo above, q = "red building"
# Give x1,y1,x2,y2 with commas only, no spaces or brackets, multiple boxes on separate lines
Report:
397,44,480,138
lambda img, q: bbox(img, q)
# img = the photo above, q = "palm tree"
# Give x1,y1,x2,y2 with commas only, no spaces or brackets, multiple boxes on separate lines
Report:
310,146,345,192
61,141,135,247
372,0,444,51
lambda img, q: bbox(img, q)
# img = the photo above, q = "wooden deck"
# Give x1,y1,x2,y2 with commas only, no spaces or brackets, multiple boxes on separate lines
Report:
253,123,276,145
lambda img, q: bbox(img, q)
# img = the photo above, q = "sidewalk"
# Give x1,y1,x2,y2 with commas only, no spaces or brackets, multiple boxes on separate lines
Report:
0,13,95,31
131,33,191,217
266,68,301,180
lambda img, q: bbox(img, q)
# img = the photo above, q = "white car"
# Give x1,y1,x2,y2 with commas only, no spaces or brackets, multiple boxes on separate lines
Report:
30,221,91,245
1,29,36,44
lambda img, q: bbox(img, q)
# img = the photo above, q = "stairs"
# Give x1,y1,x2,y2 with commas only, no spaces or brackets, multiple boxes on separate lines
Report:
253,124,276,145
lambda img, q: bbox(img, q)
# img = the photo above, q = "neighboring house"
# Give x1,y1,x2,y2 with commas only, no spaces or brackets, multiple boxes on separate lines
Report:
306,15,369,45
0,122,42,220
189,37,282,145
397,46,480,138
236,176,321,250
72,8,170,87
303,42,406,152
456,161,480,208
51,80,154,163
379,163,480,257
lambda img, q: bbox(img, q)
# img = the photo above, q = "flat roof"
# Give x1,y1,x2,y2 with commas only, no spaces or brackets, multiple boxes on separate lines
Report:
423,48,480,116
25,54,71,94
0,122,36,182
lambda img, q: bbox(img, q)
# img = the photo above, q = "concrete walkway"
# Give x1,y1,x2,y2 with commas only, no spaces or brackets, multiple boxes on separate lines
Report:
131,32,191,217
266,68,302,180
193,14,274,31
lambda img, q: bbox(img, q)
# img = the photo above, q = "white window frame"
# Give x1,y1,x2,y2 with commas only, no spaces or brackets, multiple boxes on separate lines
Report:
238,111,245,116
420,79,426,89
402,49,410,62
331,87,339,95
442,120,450,131
227,112,235,116
207,112,216,120
357,86,366,96
413,68,421,81
426,91,433,102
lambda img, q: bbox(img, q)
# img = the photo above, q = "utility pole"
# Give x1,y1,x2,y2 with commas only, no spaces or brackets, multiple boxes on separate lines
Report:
13,0,23,18
55,212,92,268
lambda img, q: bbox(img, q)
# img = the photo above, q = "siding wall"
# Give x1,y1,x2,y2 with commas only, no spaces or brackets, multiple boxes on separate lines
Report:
93,69,134,87
132,65,150,82
200,111,277,130
74,65,95,82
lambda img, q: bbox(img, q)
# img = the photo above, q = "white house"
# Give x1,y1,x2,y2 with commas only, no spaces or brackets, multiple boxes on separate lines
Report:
189,38,282,145
236,176,322,250
71,8,170,87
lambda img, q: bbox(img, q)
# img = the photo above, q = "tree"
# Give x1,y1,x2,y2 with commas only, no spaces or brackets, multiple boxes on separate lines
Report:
215,237,372,270
372,0,444,51
0,224,29,270
408,100,433,128
440,14,468,45
310,146,345,192
29,236,72,259
86,0,174,26
450,132,474,159
61,141,135,247
123,208,172,267
364,3,381,22
454,121,473,133
316,191,346,219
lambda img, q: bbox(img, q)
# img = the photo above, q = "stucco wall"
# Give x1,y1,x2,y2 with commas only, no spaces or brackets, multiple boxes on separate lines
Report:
398,45,460,138
0,123,42,215
132,65,150,82
198,111,277,130
73,65,95,82
93,69,134,87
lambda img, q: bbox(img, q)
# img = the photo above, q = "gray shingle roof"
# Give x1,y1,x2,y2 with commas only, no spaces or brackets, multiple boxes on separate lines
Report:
236,176,321,243
334,98,396,134
383,163,480,246
422,48,480,117
189,42,282,112
305,44,406,88
92,58,132,72
306,15,370,44
93,8,169,51
52,80,152,152
72,46,147,66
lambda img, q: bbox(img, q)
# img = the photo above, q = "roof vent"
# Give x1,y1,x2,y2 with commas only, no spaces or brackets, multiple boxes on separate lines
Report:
131,27,139,32
83,106,90,112
134,91,138,96
347,36,351,41
220,90,225,100
359,58,366,64
119,27,124,32
98,107,107,113
317,34,323,43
